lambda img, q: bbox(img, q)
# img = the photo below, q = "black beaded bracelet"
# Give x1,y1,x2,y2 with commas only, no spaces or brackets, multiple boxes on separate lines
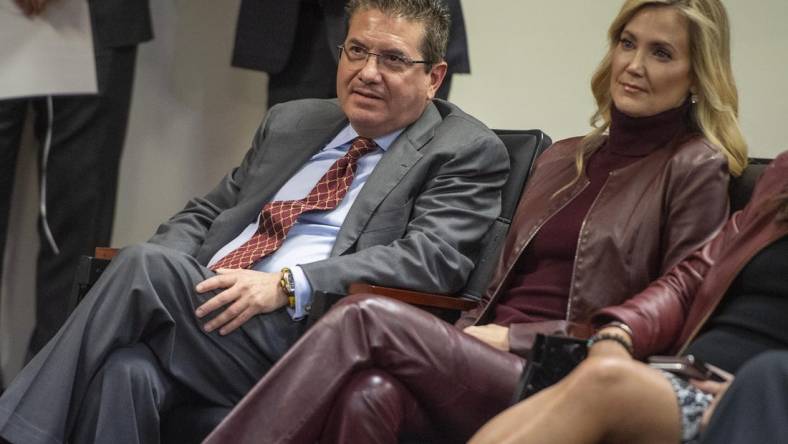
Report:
587,333,634,356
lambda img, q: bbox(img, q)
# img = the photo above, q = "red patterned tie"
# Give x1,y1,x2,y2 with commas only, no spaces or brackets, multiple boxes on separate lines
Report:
211,137,378,270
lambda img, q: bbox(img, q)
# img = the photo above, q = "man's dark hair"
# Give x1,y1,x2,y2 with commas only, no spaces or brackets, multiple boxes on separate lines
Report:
345,0,450,69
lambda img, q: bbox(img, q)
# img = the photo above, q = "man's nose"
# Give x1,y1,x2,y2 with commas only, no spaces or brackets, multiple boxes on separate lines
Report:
357,54,383,82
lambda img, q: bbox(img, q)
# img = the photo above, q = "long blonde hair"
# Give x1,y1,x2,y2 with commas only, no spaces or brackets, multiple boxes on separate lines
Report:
571,0,748,186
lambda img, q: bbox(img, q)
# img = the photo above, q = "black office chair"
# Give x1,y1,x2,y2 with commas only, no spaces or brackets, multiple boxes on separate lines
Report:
314,129,553,325
729,157,771,213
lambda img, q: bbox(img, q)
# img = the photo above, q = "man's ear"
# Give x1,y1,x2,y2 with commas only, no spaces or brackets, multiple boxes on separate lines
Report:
426,61,448,100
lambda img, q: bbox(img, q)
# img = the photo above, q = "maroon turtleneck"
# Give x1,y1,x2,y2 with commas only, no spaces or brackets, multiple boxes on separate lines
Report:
493,100,694,326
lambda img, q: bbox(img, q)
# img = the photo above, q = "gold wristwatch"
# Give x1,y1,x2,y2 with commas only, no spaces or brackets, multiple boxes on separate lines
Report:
279,267,296,309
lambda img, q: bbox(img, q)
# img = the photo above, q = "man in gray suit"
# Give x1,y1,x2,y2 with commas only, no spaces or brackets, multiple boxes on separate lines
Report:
0,1,507,442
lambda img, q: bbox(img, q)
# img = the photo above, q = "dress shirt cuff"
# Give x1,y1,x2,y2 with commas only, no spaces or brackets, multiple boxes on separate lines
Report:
287,265,312,320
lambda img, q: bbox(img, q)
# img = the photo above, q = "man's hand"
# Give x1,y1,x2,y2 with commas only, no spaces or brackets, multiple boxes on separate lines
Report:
15,0,53,16
195,269,288,335
463,324,510,351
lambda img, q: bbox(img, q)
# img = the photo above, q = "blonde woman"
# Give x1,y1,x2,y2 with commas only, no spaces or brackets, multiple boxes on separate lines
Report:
471,152,788,444
205,1,748,442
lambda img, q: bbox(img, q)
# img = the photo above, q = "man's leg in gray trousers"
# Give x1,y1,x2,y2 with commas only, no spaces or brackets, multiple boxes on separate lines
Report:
0,243,302,444
71,345,179,444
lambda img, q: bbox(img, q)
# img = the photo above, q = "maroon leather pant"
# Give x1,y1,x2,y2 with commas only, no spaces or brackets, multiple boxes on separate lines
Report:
323,369,437,442
204,294,525,443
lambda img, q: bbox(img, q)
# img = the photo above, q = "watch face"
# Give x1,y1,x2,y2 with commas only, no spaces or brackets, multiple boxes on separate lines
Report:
286,275,295,292
281,269,295,295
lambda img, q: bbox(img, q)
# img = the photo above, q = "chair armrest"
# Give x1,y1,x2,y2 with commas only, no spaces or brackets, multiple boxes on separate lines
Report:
67,247,120,314
95,247,120,260
348,283,477,311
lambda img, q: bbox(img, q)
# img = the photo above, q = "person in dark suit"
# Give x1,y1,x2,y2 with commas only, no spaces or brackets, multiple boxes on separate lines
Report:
231,0,469,106
0,1,507,443
0,0,153,387
700,351,788,444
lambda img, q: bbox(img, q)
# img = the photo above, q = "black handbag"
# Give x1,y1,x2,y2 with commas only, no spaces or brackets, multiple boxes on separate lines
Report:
511,333,588,404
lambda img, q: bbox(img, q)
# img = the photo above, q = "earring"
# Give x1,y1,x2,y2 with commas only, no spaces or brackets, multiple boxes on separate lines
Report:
690,94,698,104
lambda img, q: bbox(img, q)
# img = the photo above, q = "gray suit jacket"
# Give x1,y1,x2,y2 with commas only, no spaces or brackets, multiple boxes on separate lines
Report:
149,98,508,297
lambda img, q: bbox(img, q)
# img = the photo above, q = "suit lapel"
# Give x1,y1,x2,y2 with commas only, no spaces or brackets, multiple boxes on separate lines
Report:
331,103,441,256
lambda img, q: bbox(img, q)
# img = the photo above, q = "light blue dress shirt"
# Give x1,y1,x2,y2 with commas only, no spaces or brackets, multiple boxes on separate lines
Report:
208,125,403,319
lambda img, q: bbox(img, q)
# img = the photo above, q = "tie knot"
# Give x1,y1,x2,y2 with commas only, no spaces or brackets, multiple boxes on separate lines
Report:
348,137,377,159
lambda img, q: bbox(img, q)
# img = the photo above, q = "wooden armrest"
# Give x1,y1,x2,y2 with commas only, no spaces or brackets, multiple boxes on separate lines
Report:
348,283,477,311
69,248,119,312
94,247,120,260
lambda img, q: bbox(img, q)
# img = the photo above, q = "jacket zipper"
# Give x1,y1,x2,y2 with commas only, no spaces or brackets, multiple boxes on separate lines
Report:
565,172,612,321
475,179,590,325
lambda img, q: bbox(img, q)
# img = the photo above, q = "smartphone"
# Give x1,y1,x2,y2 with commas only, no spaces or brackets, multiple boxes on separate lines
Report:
648,355,732,382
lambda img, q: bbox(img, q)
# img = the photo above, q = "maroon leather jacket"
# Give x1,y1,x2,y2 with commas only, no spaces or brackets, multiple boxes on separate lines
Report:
594,151,788,359
456,135,730,356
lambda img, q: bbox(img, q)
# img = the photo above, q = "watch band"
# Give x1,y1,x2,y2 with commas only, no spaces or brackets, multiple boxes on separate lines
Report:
279,267,296,309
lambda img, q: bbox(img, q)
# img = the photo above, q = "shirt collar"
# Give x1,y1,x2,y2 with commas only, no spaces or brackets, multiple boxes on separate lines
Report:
324,125,404,152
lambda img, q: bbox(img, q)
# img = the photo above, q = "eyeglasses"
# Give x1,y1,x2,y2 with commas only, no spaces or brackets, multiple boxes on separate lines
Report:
338,44,431,73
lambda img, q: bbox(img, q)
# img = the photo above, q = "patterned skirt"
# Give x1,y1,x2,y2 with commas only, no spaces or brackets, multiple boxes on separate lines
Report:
661,370,714,444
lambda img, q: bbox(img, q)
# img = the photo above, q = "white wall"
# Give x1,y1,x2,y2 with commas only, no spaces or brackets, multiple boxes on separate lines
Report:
724,0,788,158
113,0,269,246
2,0,787,381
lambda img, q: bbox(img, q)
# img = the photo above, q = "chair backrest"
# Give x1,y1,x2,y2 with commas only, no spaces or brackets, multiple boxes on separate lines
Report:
460,129,552,301
729,157,772,214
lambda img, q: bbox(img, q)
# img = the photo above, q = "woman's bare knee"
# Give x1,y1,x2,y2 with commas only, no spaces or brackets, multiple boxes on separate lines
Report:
562,357,643,400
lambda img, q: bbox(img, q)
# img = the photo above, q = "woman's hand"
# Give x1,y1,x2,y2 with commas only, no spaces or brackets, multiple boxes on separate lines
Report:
463,324,510,351
15,0,53,16
691,378,733,430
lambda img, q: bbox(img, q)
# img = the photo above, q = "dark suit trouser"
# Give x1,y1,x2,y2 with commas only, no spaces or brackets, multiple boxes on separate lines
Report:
204,295,524,444
700,351,788,444
266,0,338,107
0,45,140,368
0,243,304,444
